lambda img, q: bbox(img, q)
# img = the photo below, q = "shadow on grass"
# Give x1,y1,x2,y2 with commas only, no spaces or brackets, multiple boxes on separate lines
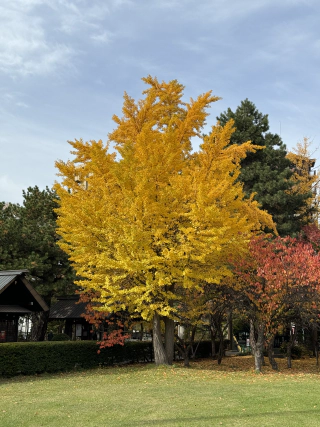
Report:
121,408,320,426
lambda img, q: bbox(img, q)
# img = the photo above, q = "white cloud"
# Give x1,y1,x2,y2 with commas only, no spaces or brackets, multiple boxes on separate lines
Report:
16,102,29,108
91,31,113,44
52,1,109,34
0,2,77,76
0,1,123,77
0,90,30,111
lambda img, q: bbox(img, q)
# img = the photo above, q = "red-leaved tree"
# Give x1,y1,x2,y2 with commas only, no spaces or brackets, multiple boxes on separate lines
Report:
234,235,320,372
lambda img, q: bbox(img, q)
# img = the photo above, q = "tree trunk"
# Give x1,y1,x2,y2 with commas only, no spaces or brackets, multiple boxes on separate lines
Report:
311,325,318,365
250,320,265,373
183,351,190,367
287,340,292,369
30,311,49,341
210,326,217,359
164,317,175,365
139,323,144,341
267,336,278,370
153,312,168,365
312,326,318,356
174,325,194,367
175,339,191,367
227,311,233,350
287,327,297,369
217,325,224,365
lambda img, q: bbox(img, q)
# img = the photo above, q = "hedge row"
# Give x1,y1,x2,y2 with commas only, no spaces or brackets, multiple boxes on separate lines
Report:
0,339,223,377
0,341,153,377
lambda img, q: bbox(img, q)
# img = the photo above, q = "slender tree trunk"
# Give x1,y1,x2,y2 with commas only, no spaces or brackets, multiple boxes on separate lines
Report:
311,325,318,365
164,317,175,365
250,320,265,373
153,312,168,365
287,327,298,369
217,325,224,365
183,351,190,367
190,327,204,360
267,336,278,370
210,326,217,359
227,311,233,350
30,311,49,341
287,340,292,369
175,334,190,367
139,323,144,341
175,324,197,367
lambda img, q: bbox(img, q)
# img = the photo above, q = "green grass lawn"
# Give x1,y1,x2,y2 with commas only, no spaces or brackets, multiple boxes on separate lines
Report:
1,356,320,427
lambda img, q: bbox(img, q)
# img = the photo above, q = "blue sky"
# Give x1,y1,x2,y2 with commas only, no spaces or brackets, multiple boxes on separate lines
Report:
1,0,319,203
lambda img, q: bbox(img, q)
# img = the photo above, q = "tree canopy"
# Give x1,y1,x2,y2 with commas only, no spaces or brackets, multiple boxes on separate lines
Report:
287,137,320,225
0,186,75,302
217,99,311,236
233,233,320,372
55,76,275,364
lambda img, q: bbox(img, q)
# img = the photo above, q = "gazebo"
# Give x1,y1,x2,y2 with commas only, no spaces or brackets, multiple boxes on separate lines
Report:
0,270,49,342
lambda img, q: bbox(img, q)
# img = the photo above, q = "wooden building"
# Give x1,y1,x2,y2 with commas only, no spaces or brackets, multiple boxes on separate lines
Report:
49,296,95,340
0,270,49,342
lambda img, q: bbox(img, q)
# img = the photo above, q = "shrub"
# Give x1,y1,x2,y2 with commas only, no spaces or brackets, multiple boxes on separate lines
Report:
0,341,153,377
279,342,310,359
51,333,70,341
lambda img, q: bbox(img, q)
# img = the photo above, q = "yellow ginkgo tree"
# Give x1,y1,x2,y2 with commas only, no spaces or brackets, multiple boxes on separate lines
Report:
55,76,274,364
287,137,320,225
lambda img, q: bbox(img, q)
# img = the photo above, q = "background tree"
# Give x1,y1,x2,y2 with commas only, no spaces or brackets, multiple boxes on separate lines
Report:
204,283,236,364
217,99,311,236
234,235,320,372
287,137,320,225
0,186,75,340
55,76,274,365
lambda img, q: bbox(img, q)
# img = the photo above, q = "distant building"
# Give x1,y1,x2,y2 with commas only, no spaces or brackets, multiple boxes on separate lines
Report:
49,295,95,340
0,270,49,342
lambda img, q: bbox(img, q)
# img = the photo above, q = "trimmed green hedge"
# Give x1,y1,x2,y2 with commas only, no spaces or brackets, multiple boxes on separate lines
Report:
0,341,153,377
0,339,222,377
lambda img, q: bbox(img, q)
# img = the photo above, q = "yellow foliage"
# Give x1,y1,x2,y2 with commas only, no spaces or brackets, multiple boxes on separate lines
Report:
55,76,275,322
287,137,320,223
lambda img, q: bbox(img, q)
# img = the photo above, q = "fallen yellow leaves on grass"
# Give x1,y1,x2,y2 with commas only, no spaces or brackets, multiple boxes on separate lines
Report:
185,355,320,379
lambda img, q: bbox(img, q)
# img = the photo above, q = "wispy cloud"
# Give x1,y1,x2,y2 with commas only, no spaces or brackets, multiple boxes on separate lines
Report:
0,2,76,76
16,102,29,108
0,1,123,77
91,31,113,44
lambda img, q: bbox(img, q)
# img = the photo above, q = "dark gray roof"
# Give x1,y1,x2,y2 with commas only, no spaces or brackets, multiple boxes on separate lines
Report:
49,297,87,320
0,270,28,276
0,270,28,291
0,270,49,312
0,275,14,291
0,305,32,314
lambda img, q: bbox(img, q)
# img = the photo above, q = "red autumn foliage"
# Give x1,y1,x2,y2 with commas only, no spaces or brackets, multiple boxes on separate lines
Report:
301,224,320,249
234,235,320,334
79,290,129,349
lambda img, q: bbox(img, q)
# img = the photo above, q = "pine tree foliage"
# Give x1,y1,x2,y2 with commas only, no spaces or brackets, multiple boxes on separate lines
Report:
217,99,310,236
55,77,274,333
0,186,75,301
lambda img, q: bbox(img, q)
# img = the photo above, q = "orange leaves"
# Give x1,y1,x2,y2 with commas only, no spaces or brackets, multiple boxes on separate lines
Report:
234,233,320,335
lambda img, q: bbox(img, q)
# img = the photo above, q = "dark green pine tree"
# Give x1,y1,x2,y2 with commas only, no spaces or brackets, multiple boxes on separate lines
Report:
0,186,76,339
217,99,311,236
